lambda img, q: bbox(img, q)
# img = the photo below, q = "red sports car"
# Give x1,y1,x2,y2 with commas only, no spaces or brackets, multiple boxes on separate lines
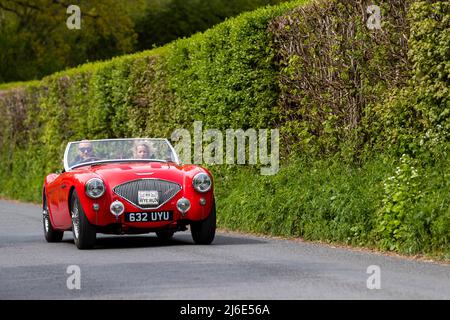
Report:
42,138,216,249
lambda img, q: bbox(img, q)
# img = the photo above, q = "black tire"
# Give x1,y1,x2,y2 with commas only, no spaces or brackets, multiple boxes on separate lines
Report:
156,230,175,241
43,195,64,243
71,191,96,249
190,201,216,245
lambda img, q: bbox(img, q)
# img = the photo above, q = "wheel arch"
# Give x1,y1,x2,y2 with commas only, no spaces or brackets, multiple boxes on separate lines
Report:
42,187,46,209
68,186,76,215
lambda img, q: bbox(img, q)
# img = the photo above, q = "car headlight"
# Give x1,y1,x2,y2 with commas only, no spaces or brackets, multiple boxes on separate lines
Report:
192,172,212,193
85,178,105,199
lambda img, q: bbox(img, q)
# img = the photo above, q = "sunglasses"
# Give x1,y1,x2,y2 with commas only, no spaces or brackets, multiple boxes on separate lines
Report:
79,147,92,153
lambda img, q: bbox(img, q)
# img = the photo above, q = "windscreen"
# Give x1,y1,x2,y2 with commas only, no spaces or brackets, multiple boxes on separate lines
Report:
65,139,177,170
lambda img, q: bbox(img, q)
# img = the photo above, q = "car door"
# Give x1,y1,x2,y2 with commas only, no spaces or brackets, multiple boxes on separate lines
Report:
57,173,74,228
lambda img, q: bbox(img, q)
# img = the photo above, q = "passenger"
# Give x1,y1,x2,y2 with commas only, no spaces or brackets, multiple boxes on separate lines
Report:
133,142,155,159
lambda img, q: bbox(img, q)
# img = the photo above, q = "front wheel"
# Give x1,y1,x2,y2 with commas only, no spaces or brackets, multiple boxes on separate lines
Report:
190,202,216,245
43,195,64,242
71,191,96,249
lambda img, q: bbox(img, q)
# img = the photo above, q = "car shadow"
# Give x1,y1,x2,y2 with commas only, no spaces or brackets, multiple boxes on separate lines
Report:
61,233,266,250
212,234,267,246
94,236,190,249
61,236,188,250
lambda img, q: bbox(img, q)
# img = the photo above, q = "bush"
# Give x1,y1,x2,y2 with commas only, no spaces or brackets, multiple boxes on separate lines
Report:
214,154,450,257
368,1,450,158
375,154,423,252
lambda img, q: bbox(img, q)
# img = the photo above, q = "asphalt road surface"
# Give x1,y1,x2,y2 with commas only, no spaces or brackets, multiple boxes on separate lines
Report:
1,199,449,300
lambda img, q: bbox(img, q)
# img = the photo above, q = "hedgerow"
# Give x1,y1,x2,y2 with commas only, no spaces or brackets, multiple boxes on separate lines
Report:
269,0,411,160
0,0,303,199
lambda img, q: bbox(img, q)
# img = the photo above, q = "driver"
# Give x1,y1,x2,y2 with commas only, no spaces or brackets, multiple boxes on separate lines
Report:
73,140,97,165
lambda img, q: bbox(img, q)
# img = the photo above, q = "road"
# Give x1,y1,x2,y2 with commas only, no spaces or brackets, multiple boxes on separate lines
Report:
0,199,449,299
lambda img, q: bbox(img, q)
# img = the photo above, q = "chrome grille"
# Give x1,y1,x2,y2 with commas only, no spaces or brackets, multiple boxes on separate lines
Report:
113,179,181,209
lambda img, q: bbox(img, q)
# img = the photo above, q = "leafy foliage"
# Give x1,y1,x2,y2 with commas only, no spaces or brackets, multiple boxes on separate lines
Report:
214,154,450,258
0,0,290,83
375,155,423,252
269,0,411,159
368,1,450,158
0,0,301,199
0,0,138,83
136,0,289,50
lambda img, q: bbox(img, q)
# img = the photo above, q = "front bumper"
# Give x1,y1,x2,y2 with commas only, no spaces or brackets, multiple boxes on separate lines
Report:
80,190,214,230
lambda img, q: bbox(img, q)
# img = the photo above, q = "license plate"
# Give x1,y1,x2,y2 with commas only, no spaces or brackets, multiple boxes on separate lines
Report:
125,211,173,222
138,190,159,205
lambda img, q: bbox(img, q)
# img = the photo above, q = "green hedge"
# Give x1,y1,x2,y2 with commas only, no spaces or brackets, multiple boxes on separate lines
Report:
369,1,450,158
0,1,304,201
0,0,449,258
215,155,450,258
270,0,412,159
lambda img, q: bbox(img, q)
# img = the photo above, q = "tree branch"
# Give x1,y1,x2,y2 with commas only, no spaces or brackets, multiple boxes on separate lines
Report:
1,0,100,19
7,0,41,11
0,2,24,17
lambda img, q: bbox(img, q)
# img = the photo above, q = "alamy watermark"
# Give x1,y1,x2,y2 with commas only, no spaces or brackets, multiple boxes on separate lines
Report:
367,5,381,30
171,121,279,175
366,265,381,289
66,265,81,290
66,5,81,30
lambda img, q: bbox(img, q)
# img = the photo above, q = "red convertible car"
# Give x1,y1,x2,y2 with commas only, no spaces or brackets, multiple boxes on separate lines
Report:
42,138,216,249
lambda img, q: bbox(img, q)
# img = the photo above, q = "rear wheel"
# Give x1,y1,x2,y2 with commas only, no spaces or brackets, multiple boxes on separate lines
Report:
190,201,216,245
71,191,96,249
43,195,64,242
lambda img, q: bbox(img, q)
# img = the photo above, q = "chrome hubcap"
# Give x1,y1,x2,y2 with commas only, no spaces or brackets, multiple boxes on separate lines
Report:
43,207,49,232
72,203,80,239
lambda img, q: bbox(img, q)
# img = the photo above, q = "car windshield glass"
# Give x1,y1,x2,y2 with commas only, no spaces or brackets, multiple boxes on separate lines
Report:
65,139,177,170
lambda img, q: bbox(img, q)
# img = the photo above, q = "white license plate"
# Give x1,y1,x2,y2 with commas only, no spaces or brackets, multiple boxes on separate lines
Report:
125,211,173,222
138,190,159,205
